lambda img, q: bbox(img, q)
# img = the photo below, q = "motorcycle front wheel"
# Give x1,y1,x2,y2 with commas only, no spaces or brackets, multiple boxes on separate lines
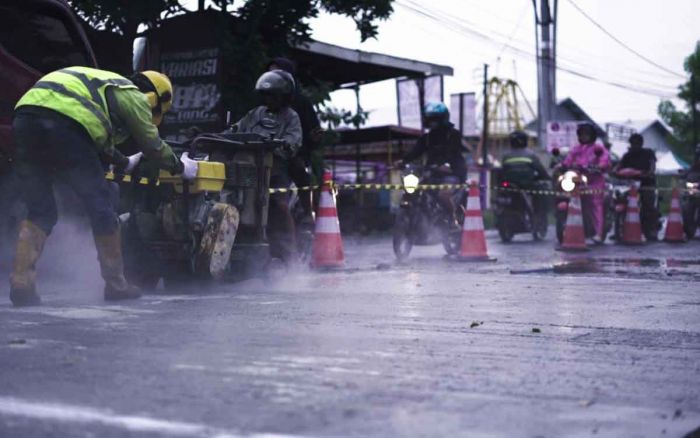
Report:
555,212,566,244
442,205,465,255
532,213,548,241
683,202,698,239
393,209,414,261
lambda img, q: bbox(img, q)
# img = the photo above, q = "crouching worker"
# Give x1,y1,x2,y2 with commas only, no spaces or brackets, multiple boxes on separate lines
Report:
9,66,198,307
231,70,302,265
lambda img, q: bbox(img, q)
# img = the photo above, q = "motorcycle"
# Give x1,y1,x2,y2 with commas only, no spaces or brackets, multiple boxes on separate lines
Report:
553,166,613,244
392,164,465,261
610,168,660,241
682,166,700,239
493,178,550,243
117,132,277,288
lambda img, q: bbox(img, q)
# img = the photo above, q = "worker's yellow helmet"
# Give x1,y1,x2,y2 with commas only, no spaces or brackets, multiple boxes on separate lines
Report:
132,70,173,126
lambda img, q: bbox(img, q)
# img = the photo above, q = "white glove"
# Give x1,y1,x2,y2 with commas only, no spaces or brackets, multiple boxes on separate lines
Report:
123,152,143,175
180,152,199,180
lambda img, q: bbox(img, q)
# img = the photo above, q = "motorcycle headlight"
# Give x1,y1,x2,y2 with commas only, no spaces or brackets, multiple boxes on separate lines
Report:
561,177,576,193
686,182,699,189
559,171,577,193
403,174,420,194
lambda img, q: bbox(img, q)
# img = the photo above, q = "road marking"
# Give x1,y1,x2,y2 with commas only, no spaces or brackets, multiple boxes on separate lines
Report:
0,396,303,438
4,306,156,320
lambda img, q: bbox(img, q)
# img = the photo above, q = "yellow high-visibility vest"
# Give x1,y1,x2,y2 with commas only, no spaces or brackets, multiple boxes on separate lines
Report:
16,66,137,151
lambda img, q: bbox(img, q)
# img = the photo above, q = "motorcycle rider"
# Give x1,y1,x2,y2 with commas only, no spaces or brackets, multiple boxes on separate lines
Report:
396,102,467,226
559,122,611,244
614,133,659,240
9,66,197,307
231,69,302,264
500,130,550,218
267,57,323,225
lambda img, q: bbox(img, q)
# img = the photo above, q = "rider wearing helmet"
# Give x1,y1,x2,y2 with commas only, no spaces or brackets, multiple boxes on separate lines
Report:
232,69,302,264
9,66,194,306
560,122,611,243
501,131,549,185
267,57,322,224
615,133,659,239
501,130,550,214
397,102,468,225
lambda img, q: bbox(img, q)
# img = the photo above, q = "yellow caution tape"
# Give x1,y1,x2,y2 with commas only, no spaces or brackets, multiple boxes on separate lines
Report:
105,172,688,196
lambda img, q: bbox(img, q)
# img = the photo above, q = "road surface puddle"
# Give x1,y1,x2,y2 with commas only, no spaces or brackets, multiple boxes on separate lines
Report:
512,257,700,279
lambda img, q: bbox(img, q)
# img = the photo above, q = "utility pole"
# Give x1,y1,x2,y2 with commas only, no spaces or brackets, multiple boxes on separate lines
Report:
692,73,699,161
480,64,489,206
533,0,557,149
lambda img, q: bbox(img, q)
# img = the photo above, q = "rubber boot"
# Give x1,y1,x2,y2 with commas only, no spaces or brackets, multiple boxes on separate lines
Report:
94,227,141,301
9,221,46,307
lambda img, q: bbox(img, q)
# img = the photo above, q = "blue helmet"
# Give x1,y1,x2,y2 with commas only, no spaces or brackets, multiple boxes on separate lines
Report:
423,101,449,127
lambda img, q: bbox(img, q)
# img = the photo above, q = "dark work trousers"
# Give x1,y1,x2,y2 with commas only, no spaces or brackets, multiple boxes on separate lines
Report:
639,187,658,235
12,109,118,236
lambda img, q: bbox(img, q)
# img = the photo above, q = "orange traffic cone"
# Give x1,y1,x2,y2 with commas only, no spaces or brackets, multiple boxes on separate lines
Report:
558,189,589,252
620,185,644,245
310,170,345,268
664,187,685,243
458,181,495,261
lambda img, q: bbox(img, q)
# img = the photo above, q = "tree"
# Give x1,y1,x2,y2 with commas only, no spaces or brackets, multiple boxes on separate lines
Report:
69,0,393,122
69,0,393,67
658,41,700,164
68,0,186,70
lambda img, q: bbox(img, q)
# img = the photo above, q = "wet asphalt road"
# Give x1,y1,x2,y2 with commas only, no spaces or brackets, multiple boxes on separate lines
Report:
1,226,699,438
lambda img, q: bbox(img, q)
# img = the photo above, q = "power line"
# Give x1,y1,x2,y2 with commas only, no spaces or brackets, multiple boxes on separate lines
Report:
401,0,678,92
396,0,677,99
400,0,681,91
565,0,686,79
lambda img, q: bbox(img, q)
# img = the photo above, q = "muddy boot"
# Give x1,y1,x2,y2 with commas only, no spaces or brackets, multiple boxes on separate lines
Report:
9,221,46,307
94,227,141,301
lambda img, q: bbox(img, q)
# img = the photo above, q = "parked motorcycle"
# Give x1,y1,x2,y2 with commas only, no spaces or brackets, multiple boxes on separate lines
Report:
682,166,700,239
493,179,550,242
392,164,465,261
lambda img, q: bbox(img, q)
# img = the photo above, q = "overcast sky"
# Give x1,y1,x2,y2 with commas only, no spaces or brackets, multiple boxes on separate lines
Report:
308,0,698,128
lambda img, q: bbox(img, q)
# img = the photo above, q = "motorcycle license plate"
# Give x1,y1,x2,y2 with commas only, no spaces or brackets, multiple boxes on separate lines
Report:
497,196,511,205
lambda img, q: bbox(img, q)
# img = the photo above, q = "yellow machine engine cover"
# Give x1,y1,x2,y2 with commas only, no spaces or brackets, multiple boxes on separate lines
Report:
159,161,226,193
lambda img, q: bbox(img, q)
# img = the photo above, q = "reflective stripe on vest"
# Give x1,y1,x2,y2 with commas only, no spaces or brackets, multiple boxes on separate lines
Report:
31,81,112,137
503,156,534,165
16,67,137,149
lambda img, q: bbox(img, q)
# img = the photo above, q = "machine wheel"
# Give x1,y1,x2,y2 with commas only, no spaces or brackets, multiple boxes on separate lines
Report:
393,210,414,261
195,203,239,279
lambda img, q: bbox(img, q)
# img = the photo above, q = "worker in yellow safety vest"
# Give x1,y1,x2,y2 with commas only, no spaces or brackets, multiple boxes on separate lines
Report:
9,66,199,307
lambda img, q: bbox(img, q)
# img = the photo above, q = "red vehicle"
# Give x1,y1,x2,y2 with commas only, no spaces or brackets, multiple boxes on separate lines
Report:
0,0,96,249
0,0,97,167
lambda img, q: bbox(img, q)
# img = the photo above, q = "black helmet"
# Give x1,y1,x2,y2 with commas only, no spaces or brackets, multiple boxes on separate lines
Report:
576,122,596,137
255,69,295,95
629,133,644,146
509,130,528,149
